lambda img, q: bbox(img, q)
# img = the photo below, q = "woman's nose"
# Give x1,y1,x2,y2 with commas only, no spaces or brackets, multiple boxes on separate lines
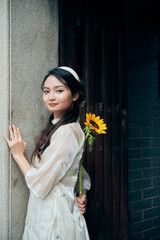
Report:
49,92,55,100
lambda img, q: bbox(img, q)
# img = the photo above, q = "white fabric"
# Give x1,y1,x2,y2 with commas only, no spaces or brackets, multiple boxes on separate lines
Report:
23,122,91,240
58,66,80,82
52,118,60,125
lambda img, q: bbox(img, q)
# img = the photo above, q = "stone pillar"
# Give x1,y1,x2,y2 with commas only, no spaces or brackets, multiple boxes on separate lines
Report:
0,1,58,239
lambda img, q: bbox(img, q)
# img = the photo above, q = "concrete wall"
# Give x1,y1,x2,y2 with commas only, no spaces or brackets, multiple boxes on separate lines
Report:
0,0,58,239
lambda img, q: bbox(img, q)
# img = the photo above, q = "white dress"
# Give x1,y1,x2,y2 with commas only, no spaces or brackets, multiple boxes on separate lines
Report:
22,120,91,240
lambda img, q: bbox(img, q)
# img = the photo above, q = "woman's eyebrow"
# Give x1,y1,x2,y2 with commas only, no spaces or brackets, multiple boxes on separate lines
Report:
43,87,50,89
43,85,65,89
54,85,65,88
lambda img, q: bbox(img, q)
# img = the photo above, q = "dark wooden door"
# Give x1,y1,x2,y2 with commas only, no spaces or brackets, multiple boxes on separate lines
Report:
59,0,128,239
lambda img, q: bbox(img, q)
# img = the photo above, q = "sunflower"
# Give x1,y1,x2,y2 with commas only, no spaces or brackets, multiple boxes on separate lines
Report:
84,113,107,134
79,112,107,198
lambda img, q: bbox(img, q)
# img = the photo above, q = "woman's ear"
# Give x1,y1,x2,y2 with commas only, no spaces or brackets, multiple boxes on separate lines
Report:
73,92,79,101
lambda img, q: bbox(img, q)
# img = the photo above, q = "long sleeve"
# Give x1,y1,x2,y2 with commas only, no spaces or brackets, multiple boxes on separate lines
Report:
25,124,84,199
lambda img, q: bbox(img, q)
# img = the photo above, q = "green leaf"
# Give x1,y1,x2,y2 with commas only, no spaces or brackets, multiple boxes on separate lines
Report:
89,146,94,152
83,126,89,134
88,135,95,147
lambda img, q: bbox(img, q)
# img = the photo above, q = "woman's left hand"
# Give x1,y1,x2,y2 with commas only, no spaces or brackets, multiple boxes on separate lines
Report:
76,194,87,214
3,125,26,159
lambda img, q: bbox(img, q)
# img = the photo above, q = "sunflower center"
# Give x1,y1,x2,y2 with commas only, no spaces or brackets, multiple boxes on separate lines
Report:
90,120,99,129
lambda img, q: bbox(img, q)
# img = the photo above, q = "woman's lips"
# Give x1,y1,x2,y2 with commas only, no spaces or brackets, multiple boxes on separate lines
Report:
49,103,58,107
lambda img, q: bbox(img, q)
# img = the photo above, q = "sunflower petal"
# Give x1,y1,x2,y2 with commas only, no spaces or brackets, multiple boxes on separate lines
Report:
84,113,107,135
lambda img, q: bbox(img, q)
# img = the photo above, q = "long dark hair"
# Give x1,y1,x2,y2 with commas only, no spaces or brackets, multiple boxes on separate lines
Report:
31,67,84,164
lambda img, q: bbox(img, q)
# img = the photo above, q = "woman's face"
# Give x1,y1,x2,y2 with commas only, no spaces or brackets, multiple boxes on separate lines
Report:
43,75,78,119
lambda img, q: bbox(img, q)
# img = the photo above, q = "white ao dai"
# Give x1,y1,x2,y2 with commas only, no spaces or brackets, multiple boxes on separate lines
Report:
22,121,91,240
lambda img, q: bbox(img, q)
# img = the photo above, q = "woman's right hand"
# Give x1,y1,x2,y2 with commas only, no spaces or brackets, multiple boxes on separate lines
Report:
76,194,87,214
3,125,26,159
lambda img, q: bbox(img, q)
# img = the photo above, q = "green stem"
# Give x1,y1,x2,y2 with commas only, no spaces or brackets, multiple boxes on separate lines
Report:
79,131,90,198
79,157,83,198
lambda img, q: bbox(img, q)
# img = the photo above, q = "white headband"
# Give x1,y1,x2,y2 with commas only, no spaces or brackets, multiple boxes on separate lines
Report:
58,66,80,82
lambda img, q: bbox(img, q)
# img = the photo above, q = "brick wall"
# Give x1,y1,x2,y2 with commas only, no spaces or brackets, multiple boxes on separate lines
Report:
128,2,160,240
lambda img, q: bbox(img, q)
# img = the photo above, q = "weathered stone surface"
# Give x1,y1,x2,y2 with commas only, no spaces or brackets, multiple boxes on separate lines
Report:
0,1,58,239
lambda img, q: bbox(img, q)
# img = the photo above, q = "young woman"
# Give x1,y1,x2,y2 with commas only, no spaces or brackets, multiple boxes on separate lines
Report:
3,66,91,240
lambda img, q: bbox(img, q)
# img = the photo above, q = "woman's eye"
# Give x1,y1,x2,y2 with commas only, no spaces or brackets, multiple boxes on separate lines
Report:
43,90,49,94
56,89,63,93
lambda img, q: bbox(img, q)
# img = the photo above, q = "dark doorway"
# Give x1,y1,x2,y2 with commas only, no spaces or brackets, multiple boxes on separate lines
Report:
59,0,128,239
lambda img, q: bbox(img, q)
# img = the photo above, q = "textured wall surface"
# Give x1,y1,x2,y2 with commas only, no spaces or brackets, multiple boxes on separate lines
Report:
0,1,11,239
127,1,160,240
0,0,58,239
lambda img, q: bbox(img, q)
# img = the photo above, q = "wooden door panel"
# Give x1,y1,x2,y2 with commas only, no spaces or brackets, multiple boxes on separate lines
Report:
59,0,128,239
